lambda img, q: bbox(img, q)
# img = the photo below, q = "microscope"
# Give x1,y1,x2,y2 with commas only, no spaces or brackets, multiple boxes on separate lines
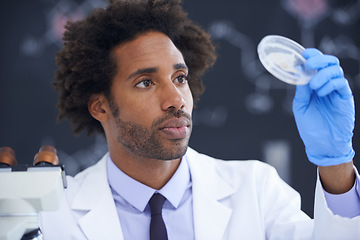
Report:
0,146,67,240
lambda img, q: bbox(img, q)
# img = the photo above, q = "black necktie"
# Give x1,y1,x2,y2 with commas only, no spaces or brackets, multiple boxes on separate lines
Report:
149,193,168,240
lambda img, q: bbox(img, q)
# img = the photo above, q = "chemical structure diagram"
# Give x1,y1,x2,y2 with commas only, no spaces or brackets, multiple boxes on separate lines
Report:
20,0,107,57
208,0,360,115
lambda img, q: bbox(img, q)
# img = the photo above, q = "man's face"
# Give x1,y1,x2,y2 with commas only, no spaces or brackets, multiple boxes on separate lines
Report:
107,31,193,160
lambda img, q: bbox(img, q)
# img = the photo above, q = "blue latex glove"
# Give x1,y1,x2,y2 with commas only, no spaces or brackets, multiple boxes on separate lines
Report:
292,48,355,166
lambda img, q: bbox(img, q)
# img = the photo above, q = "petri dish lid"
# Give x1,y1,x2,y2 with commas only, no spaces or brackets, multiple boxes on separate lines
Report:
257,35,315,85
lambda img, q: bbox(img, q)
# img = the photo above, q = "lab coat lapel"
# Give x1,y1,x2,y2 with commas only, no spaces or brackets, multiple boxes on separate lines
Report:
187,148,235,240
71,156,124,240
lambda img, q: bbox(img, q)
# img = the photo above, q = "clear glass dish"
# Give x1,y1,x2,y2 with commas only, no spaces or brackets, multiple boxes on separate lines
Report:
257,35,315,85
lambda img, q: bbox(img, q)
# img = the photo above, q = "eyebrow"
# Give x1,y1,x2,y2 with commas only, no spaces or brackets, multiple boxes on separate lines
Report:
127,63,188,81
174,63,188,71
127,67,157,81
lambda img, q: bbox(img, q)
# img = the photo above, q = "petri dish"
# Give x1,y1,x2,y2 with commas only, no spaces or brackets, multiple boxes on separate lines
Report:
257,35,315,85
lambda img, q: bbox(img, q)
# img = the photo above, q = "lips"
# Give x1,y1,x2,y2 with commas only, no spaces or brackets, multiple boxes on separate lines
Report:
159,117,191,139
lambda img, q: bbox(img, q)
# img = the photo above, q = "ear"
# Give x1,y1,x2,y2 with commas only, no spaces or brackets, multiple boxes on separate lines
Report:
88,94,109,122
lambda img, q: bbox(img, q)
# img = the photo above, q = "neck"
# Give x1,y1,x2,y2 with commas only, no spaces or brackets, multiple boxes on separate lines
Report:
108,145,181,190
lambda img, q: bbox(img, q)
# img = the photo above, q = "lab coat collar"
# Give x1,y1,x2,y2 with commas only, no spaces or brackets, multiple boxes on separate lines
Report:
71,153,124,240
186,148,235,240
68,148,235,240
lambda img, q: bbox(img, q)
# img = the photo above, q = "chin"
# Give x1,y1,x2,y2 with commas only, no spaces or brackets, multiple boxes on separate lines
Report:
156,143,188,161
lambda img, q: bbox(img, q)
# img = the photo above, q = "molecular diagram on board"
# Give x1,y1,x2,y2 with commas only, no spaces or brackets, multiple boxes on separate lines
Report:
20,0,108,57
208,0,360,115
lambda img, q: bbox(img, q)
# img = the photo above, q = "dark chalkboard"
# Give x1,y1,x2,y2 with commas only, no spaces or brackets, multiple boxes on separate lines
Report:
1,0,359,217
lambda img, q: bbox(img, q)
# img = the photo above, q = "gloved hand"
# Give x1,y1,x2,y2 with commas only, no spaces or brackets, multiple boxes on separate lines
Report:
292,48,355,166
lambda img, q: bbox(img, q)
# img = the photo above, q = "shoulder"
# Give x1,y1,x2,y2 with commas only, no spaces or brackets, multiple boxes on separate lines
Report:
72,153,108,180
186,147,278,183
63,153,109,199
186,147,300,206
187,147,275,170
40,153,110,237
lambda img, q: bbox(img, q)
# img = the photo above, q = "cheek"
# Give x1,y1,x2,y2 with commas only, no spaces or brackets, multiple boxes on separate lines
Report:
184,87,194,113
116,97,159,125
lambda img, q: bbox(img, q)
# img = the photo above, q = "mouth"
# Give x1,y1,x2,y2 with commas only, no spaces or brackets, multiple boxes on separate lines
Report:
159,117,191,139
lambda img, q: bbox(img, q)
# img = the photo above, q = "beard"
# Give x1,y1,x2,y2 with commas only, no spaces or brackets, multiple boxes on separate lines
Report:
110,102,192,160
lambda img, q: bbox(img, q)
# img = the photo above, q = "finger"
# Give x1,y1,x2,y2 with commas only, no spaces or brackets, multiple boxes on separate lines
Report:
316,77,352,97
305,54,340,70
303,48,323,60
294,84,311,105
293,84,312,114
309,65,344,91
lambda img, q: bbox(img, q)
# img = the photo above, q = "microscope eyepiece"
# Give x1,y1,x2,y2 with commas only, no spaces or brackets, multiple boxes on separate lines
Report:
0,147,17,168
33,145,59,166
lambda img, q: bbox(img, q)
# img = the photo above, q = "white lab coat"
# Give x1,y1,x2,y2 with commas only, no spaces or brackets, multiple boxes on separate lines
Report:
40,147,360,239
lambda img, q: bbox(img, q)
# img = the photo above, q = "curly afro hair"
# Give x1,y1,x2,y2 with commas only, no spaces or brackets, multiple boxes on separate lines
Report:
53,0,216,136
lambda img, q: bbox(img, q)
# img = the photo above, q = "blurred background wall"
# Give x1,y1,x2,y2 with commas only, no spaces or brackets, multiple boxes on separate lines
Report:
1,0,360,217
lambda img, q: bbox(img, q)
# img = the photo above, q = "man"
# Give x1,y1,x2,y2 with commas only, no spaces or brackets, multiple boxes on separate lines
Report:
40,0,360,239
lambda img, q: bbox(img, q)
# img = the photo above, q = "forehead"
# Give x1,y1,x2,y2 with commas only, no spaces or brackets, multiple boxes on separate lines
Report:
112,31,185,74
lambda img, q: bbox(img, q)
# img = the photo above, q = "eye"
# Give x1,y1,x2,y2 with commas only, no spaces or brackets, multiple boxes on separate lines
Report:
135,79,154,88
174,74,188,84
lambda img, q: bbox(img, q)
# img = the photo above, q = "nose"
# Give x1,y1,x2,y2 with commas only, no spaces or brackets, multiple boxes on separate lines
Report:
160,82,186,112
